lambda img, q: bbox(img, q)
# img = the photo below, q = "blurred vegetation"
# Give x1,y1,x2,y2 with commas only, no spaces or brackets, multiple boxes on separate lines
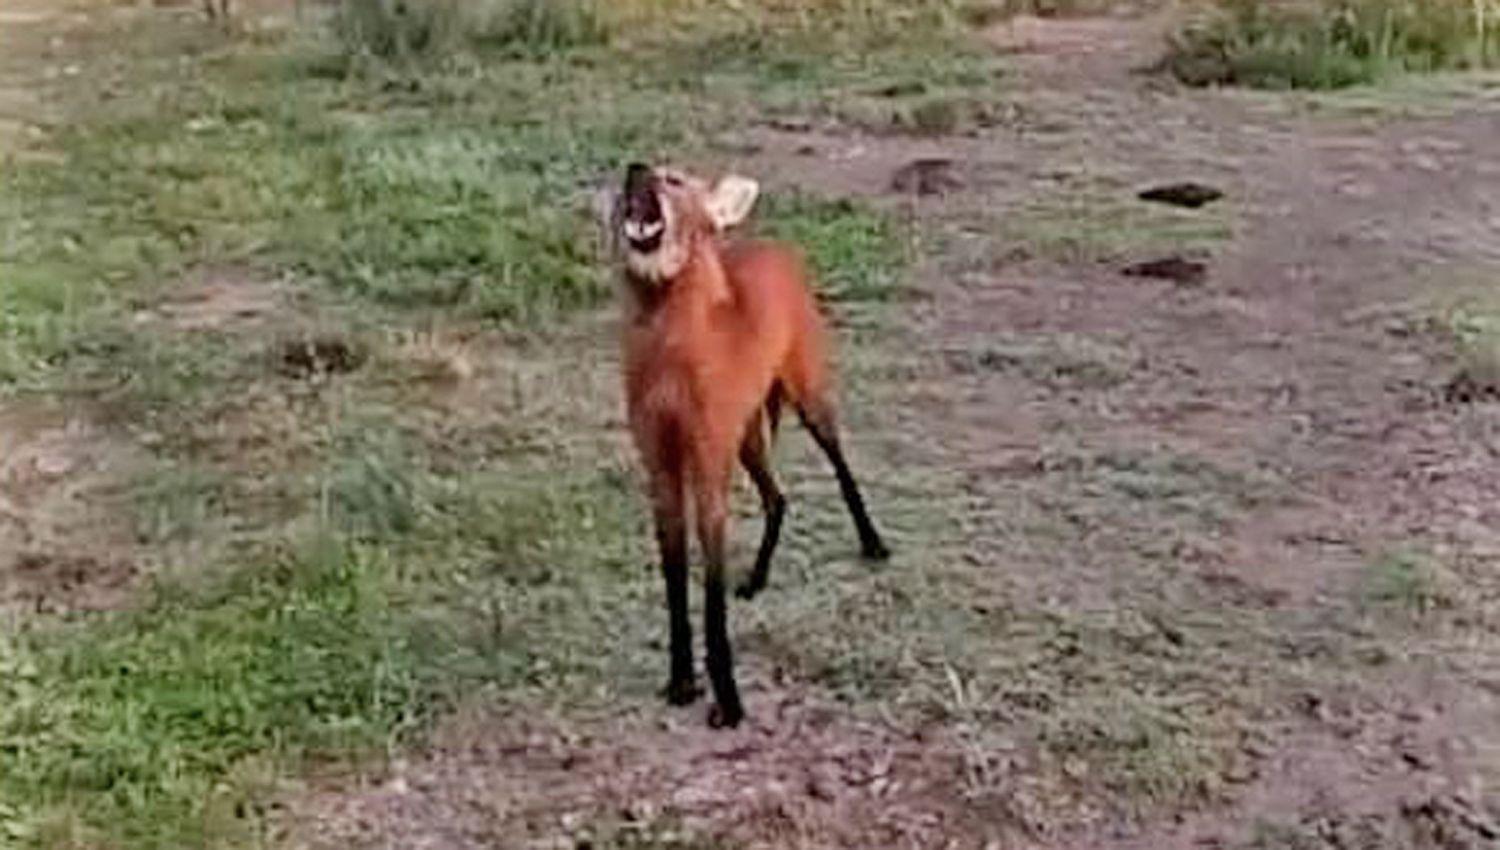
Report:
1168,0,1500,89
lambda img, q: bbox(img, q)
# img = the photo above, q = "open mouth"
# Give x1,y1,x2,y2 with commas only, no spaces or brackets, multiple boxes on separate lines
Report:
622,163,665,253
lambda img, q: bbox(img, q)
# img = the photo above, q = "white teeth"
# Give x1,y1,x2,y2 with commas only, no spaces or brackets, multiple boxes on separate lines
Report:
624,219,664,241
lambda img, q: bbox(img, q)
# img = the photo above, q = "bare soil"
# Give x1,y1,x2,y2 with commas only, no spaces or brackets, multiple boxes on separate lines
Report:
0,409,141,614
284,16,1500,849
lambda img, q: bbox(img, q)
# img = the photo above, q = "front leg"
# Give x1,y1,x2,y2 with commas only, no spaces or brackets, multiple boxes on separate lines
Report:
655,487,700,706
696,482,744,728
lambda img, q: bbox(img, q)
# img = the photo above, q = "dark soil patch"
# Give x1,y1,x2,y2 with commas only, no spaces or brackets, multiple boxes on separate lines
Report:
275,335,365,379
890,157,965,196
1442,368,1500,405
1122,255,1209,285
4,551,138,614
1,410,142,614
1137,182,1224,208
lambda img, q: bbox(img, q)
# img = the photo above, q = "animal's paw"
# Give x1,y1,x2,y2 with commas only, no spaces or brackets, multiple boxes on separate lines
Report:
708,701,745,729
734,580,763,601
862,539,891,561
661,678,703,706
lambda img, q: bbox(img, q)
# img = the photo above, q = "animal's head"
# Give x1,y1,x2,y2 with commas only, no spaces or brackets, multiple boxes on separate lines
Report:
600,163,760,284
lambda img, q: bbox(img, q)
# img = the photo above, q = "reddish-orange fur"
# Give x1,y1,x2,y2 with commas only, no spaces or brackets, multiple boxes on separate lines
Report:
611,164,887,728
623,240,825,499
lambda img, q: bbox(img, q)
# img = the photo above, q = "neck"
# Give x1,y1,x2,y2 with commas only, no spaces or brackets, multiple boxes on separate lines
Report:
625,236,730,317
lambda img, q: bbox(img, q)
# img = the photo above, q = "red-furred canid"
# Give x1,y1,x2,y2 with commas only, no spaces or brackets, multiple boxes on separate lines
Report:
601,163,888,728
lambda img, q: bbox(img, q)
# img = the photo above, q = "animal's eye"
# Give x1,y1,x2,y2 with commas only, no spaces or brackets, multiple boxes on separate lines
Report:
662,173,683,187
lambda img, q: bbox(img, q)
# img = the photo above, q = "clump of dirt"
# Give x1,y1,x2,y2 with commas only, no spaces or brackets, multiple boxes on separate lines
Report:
0,411,141,614
275,334,365,379
1442,369,1500,405
1137,182,1224,209
1400,793,1500,847
5,551,137,614
282,683,989,850
1123,255,1209,286
890,157,965,197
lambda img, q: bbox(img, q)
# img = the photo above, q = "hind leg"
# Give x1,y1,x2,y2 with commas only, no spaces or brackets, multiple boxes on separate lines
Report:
797,397,889,561
735,410,786,601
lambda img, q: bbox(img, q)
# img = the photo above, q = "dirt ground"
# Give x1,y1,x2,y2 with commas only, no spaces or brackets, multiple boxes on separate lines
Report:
279,15,1500,850
5,4,1500,849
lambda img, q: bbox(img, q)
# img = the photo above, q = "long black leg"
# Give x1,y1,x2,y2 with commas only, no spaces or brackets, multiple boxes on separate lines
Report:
654,482,699,706
697,485,744,728
736,418,786,600
799,401,890,560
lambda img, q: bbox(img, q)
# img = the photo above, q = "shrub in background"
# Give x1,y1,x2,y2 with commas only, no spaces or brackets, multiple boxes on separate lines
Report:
1168,0,1499,89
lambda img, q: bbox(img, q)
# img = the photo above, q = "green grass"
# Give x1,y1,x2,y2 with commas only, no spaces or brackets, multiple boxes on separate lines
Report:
1363,548,1454,617
0,1,936,819
0,451,660,847
0,0,1370,844
0,540,424,848
333,0,613,61
1169,0,1500,89
1440,286,1500,387
0,0,977,389
759,194,912,303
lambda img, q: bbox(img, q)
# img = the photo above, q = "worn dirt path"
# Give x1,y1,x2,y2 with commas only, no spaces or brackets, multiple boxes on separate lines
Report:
912,15,1500,848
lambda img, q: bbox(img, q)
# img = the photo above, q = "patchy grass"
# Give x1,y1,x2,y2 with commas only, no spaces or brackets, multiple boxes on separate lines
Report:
946,332,1144,390
0,0,980,389
16,0,1480,846
960,0,1126,26
1440,290,1500,389
1362,548,1455,617
0,2,956,842
0,452,659,847
758,194,913,304
1000,173,1233,263
801,52,1010,136
0,540,426,848
1390,266,1500,394
1169,0,1500,89
335,0,612,61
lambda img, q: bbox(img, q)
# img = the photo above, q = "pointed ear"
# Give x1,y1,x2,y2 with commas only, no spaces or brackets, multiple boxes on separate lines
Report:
705,174,759,231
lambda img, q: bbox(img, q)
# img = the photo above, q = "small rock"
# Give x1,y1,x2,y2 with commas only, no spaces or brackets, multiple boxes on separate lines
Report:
34,452,75,477
1399,747,1434,771
1412,154,1442,172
